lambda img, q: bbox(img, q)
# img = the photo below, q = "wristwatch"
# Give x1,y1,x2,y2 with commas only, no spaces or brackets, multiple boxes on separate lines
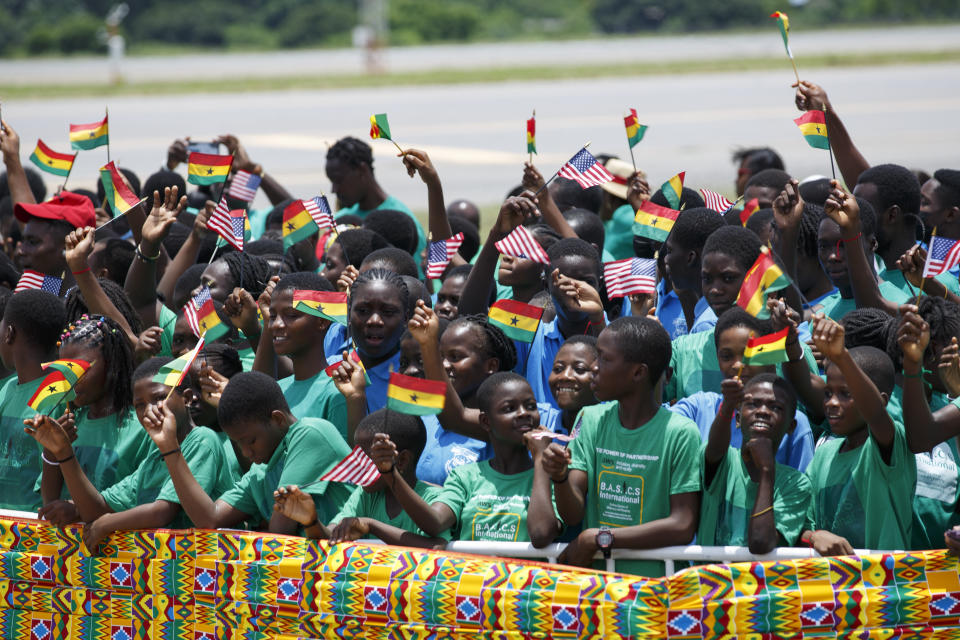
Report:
595,527,614,559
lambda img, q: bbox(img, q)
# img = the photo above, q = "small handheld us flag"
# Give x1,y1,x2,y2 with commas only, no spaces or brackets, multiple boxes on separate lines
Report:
315,446,381,488
603,258,657,298
494,225,549,264
15,270,63,294
426,232,464,279
923,235,960,278
304,195,335,230
699,188,735,214
227,170,262,202
557,147,614,189
207,198,247,251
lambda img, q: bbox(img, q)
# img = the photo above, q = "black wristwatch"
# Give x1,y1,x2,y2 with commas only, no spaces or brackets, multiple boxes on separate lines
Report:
595,527,614,559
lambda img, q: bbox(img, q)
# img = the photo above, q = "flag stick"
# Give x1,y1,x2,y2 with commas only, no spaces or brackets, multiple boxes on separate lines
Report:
823,107,836,181
94,197,148,231
390,139,407,157
105,106,111,163
207,239,222,265
788,55,801,86
60,157,76,192
534,142,591,197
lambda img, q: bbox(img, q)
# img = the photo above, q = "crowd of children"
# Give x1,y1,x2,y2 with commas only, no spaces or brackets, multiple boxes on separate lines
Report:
2,76,960,577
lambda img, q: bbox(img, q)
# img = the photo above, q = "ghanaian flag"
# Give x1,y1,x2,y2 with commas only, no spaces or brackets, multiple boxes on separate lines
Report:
770,11,793,58
386,372,446,416
660,171,685,209
323,349,370,384
742,327,790,366
153,337,205,388
633,200,680,242
41,359,91,385
794,111,830,150
293,290,347,326
526,115,536,154
69,115,109,150
488,299,543,343
740,198,760,226
187,152,232,185
28,371,74,414
282,200,320,250
735,247,791,318
99,161,142,216
29,140,76,178
624,108,647,148
370,113,392,140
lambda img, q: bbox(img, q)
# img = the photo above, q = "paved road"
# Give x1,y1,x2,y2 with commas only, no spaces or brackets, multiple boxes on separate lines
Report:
2,24,959,86
3,62,958,217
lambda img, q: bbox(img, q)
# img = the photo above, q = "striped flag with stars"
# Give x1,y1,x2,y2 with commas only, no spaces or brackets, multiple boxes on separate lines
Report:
494,225,549,264
15,270,63,294
557,148,614,189
426,232,464,279
227,170,262,202
207,198,247,251
318,446,381,487
923,235,960,278
603,258,657,298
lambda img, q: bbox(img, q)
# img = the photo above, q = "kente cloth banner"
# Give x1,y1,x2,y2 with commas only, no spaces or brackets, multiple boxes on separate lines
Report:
2,514,960,639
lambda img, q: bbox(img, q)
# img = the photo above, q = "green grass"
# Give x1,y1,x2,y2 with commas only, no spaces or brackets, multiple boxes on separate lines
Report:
2,49,960,99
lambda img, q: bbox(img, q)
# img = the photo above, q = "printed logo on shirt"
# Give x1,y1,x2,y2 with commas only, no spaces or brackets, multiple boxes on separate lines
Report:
597,469,644,527
470,509,522,541
444,445,480,474
915,443,959,504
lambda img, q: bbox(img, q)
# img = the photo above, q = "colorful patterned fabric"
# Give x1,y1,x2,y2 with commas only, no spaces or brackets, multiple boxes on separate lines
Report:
1,515,959,639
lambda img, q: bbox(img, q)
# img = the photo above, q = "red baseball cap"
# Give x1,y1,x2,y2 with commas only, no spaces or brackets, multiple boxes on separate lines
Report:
14,191,96,229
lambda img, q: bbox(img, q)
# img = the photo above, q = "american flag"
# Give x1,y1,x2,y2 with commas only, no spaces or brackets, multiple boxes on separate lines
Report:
227,170,262,202
183,286,213,337
494,225,549,264
15,270,63,294
603,258,657,298
556,148,614,189
699,188,735,213
207,197,246,251
923,235,960,278
426,232,464,279
304,196,335,230
318,445,381,487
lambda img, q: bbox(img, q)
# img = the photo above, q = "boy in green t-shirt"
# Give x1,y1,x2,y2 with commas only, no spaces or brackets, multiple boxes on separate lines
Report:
257,272,348,440
0,290,66,512
25,357,236,549
796,314,915,554
274,408,447,548
699,373,812,552
539,317,701,575
157,371,352,534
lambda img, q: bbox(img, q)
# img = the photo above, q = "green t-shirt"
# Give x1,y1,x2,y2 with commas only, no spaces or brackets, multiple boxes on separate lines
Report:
334,480,449,539
218,417,353,525
434,460,545,543
603,204,637,261
911,438,960,550
817,281,910,321
70,406,153,493
568,404,701,576
698,446,812,546
236,345,256,371
879,266,960,299
886,385,949,426
0,376,44,511
215,430,244,481
277,373,348,441
102,426,238,528
158,304,178,357
804,423,915,550
665,328,819,403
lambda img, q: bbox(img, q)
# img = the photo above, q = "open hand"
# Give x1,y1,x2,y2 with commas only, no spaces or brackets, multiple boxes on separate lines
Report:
23,415,72,460
273,484,318,526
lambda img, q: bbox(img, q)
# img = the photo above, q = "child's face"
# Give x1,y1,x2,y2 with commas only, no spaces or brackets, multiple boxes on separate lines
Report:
817,218,850,290
222,415,285,465
739,381,790,446
823,362,865,436
497,254,542,288
440,323,495,397
349,280,406,359
399,335,424,378
663,236,697,291
199,260,233,303
548,255,601,294
549,343,597,411
269,289,325,357
481,379,539,445
58,342,105,407
172,314,199,357
319,242,348,287
435,275,467,321
716,325,776,381
184,359,217,427
591,329,639,401
17,220,67,275
354,427,388,492
133,377,187,428
701,253,747,317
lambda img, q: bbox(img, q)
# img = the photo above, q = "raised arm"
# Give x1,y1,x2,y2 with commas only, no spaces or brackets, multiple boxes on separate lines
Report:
742,438,778,554
0,119,36,214
157,202,213,302
771,179,805,314
795,81,870,187
217,134,293,204
771,299,826,424
522,163,577,239
124,187,184,326
703,377,743,484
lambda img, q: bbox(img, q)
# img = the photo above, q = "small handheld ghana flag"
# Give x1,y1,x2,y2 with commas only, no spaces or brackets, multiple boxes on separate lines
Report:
742,327,790,366
624,109,647,148
69,114,108,150
386,372,446,416
633,200,680,242
526,114,536,154
740,198,760,226
488,299,543,343
187,152,232,185
184,287,229,341
370,113,392,140
323,349,370,385
293,290,347,325
99,161,141,216
28,371,75,414
153,336,205,388
660,172,685,209
794,111,830,150
30,140,75,177
770,11,793,59
41,358,91,385
735,247,790,319
318,446,381,487
282,200,320,250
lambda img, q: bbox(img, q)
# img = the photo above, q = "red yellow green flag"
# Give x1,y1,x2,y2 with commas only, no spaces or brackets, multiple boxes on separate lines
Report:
99,161,141,216
526,115,536,154
742,327,790,366
282,201,320,250
323,349,370,384
27,371,74,414
69,115,109,150
770,11,793,59
29,140,76,178
624,108,647,148
740,198,760,226
660,172,685,209
488,299,543,343
386,372,446,416
153,336,205,388
187,152,232,186
735,247,791,318
293,290,348,326
633,200,680,242
40,359,91,385
794,110,830,150
370,114,392,140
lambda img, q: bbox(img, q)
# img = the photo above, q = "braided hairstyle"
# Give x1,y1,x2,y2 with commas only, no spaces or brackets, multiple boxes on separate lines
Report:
60,314,134,415
64,277,144,336
444,314,518,372
841,308,896,351
219,252,274,300
349,268,410,319
797,202,825,260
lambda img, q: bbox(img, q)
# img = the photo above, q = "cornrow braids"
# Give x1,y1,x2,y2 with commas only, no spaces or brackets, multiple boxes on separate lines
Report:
64,277,144,335
60,314,134,415
449,314,518,372
841,308,895,351
797,202,824,259
349,268,410,320
219,252,274,300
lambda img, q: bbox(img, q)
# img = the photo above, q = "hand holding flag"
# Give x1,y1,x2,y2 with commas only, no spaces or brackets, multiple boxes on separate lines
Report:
369,113,407,156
